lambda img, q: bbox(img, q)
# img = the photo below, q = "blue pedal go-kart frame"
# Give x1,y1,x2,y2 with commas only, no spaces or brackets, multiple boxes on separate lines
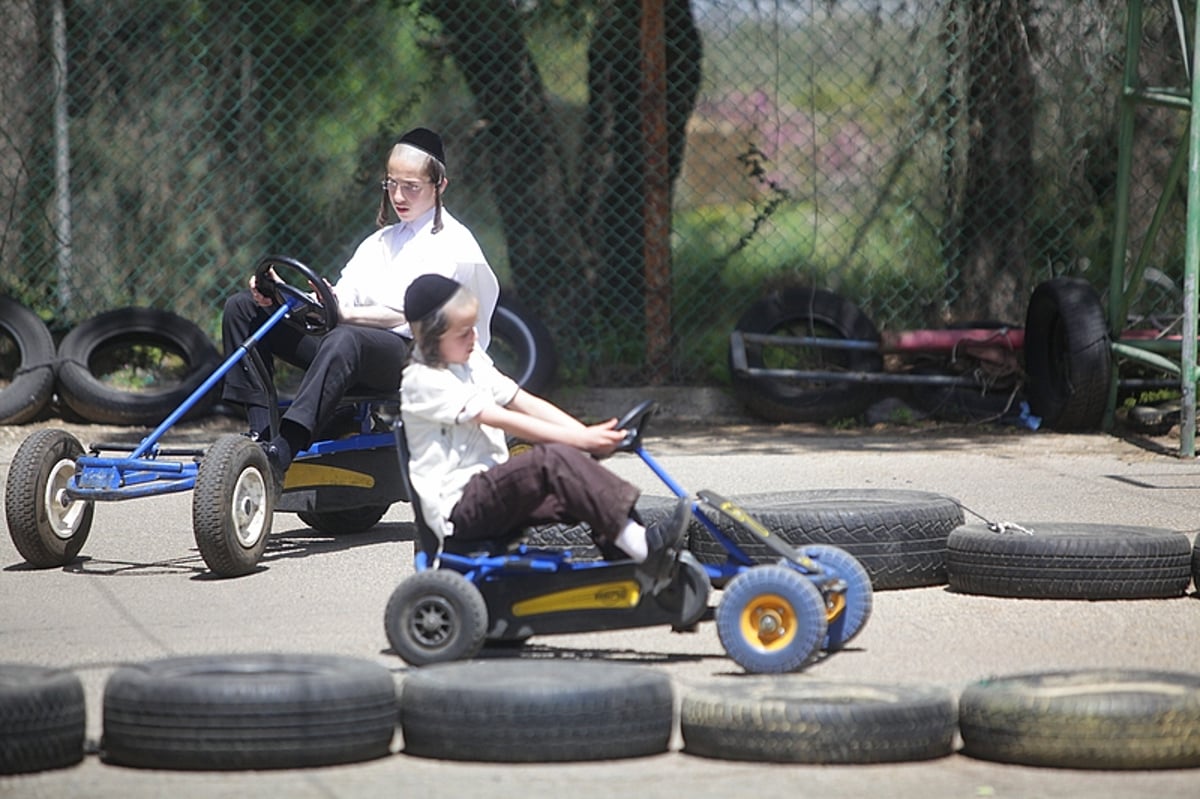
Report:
384,399,874,674
5,255,411,578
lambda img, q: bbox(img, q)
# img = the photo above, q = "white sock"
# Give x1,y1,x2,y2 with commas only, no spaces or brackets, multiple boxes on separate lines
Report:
614,520,648,562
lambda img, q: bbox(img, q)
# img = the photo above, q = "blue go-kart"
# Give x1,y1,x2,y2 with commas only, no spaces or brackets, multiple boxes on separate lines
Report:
383,400,874,674
4,255,425,578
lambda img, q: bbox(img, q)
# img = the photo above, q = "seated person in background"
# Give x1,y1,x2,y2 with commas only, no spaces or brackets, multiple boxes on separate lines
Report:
399,274,686,588
220,127,499,483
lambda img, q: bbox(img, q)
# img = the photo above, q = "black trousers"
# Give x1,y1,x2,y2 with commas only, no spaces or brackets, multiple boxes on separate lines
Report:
221,290,410,436
449,443,640,546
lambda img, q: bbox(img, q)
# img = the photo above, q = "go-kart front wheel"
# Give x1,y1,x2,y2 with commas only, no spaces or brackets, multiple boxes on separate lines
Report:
4,429,94,567
385,570,488,666
192,434,273,577
716,565,827,674
798,544,873,652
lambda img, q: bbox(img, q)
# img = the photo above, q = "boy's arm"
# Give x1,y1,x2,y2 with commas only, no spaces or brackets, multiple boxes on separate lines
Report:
475,390,623,456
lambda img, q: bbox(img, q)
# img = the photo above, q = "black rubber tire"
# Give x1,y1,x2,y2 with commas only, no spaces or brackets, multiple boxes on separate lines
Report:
101,653,397,770
400,660,673,762
56,307,221,426
0,664,86,774
680,679,957,764
490,295,557,395
1023,277,1112,431
192,434,273,577
297,505,388,535
1192,535,1200,592
0,296,56,425
384,570,489,666
523,494,687,561
959,669,1200,769
946,523,1193,599
729,286,882,423
4,429,94,568
688,489,964,590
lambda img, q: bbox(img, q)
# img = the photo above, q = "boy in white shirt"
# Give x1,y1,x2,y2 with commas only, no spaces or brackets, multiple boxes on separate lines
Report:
400,274,687,590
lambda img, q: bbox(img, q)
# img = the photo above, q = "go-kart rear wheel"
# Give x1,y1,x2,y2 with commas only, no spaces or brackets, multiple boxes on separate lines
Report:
192,435,273,577
4,429,94,568
717,565,827,674
798,544,873,652
385,570,488,666
297,505,388,535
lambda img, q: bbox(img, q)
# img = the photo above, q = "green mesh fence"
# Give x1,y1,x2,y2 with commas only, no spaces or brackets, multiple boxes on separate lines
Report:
0,0,1188,387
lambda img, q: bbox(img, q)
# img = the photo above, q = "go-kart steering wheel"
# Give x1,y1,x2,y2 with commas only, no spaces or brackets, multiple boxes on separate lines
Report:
614,400,657,453
253,254,339,335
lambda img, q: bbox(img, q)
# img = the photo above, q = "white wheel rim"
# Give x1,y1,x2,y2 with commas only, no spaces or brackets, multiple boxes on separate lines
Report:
44,458,86,540
230,467,269,548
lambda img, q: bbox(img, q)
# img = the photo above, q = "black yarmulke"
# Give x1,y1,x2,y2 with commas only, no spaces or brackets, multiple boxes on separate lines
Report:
405,274,460,324
398,127,446,167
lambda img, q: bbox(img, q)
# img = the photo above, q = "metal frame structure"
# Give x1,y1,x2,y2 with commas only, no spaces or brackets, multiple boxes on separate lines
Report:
1109,0,1200,455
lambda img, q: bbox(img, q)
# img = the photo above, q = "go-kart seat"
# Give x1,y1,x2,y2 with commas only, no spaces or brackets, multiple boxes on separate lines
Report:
390,419,526,562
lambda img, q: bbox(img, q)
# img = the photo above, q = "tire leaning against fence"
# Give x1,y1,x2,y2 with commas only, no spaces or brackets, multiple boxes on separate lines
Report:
680,679,957,764
1023,277,1111,431
400,660,673,762
728,286,883,424
686,489,964,590
490,295,557,395
0,664,86,775
959,669,1200,769
56,307,221,426
0,296,57,425
946,523,1193,600
100,653,397,770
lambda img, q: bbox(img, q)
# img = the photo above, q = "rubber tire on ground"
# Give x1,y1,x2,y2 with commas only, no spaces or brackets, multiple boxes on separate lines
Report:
959,669,1200,769
0,664,86,774
680,678,957,764
688,489,963,590
490,295,557,395
192,434,274,577
400,660,673,762
716,565,828,674
523,494,687,561
946,523,1192,599
729,286,882,423
799,544,873,652
4,429,94,568
56,307,221,426
0,296,56,425
384,570,489,666
1193,535,1200,590
297,505,388,535
1023,277,1111,431
101,653,396,770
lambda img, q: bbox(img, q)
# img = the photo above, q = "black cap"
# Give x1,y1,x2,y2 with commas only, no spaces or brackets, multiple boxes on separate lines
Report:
397,127,446,168
405,274,461,324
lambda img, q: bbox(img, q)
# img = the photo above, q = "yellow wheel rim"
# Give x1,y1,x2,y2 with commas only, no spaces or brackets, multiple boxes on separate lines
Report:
739,593,798,651
825,591,847,625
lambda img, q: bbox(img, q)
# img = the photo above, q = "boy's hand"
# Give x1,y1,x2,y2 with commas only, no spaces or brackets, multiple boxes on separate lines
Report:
579,418,624,458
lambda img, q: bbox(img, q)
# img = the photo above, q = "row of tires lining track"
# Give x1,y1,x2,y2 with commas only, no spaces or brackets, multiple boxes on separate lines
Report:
6,655,1200,773
531,490,1200,599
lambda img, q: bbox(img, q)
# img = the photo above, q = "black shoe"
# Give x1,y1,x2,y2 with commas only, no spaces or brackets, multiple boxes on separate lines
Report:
261,441,289,500
637,498,690,594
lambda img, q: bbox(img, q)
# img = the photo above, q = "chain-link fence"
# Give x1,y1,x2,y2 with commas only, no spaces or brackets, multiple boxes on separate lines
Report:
0,0,1188,387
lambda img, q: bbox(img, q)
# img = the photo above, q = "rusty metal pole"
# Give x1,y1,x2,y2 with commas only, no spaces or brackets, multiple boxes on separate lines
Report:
641,0,670,383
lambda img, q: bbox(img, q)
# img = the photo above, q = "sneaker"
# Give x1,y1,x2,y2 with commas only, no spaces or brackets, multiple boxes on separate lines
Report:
637,498,690,594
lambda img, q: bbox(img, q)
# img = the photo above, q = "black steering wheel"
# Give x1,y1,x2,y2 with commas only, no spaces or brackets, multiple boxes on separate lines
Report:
613,400,657,453
253,254,339,335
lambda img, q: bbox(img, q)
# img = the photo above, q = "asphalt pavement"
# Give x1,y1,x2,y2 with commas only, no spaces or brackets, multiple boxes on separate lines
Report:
2,392,1200,798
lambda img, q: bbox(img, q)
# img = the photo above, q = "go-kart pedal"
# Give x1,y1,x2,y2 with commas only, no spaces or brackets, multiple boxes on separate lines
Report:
636,497,691,595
